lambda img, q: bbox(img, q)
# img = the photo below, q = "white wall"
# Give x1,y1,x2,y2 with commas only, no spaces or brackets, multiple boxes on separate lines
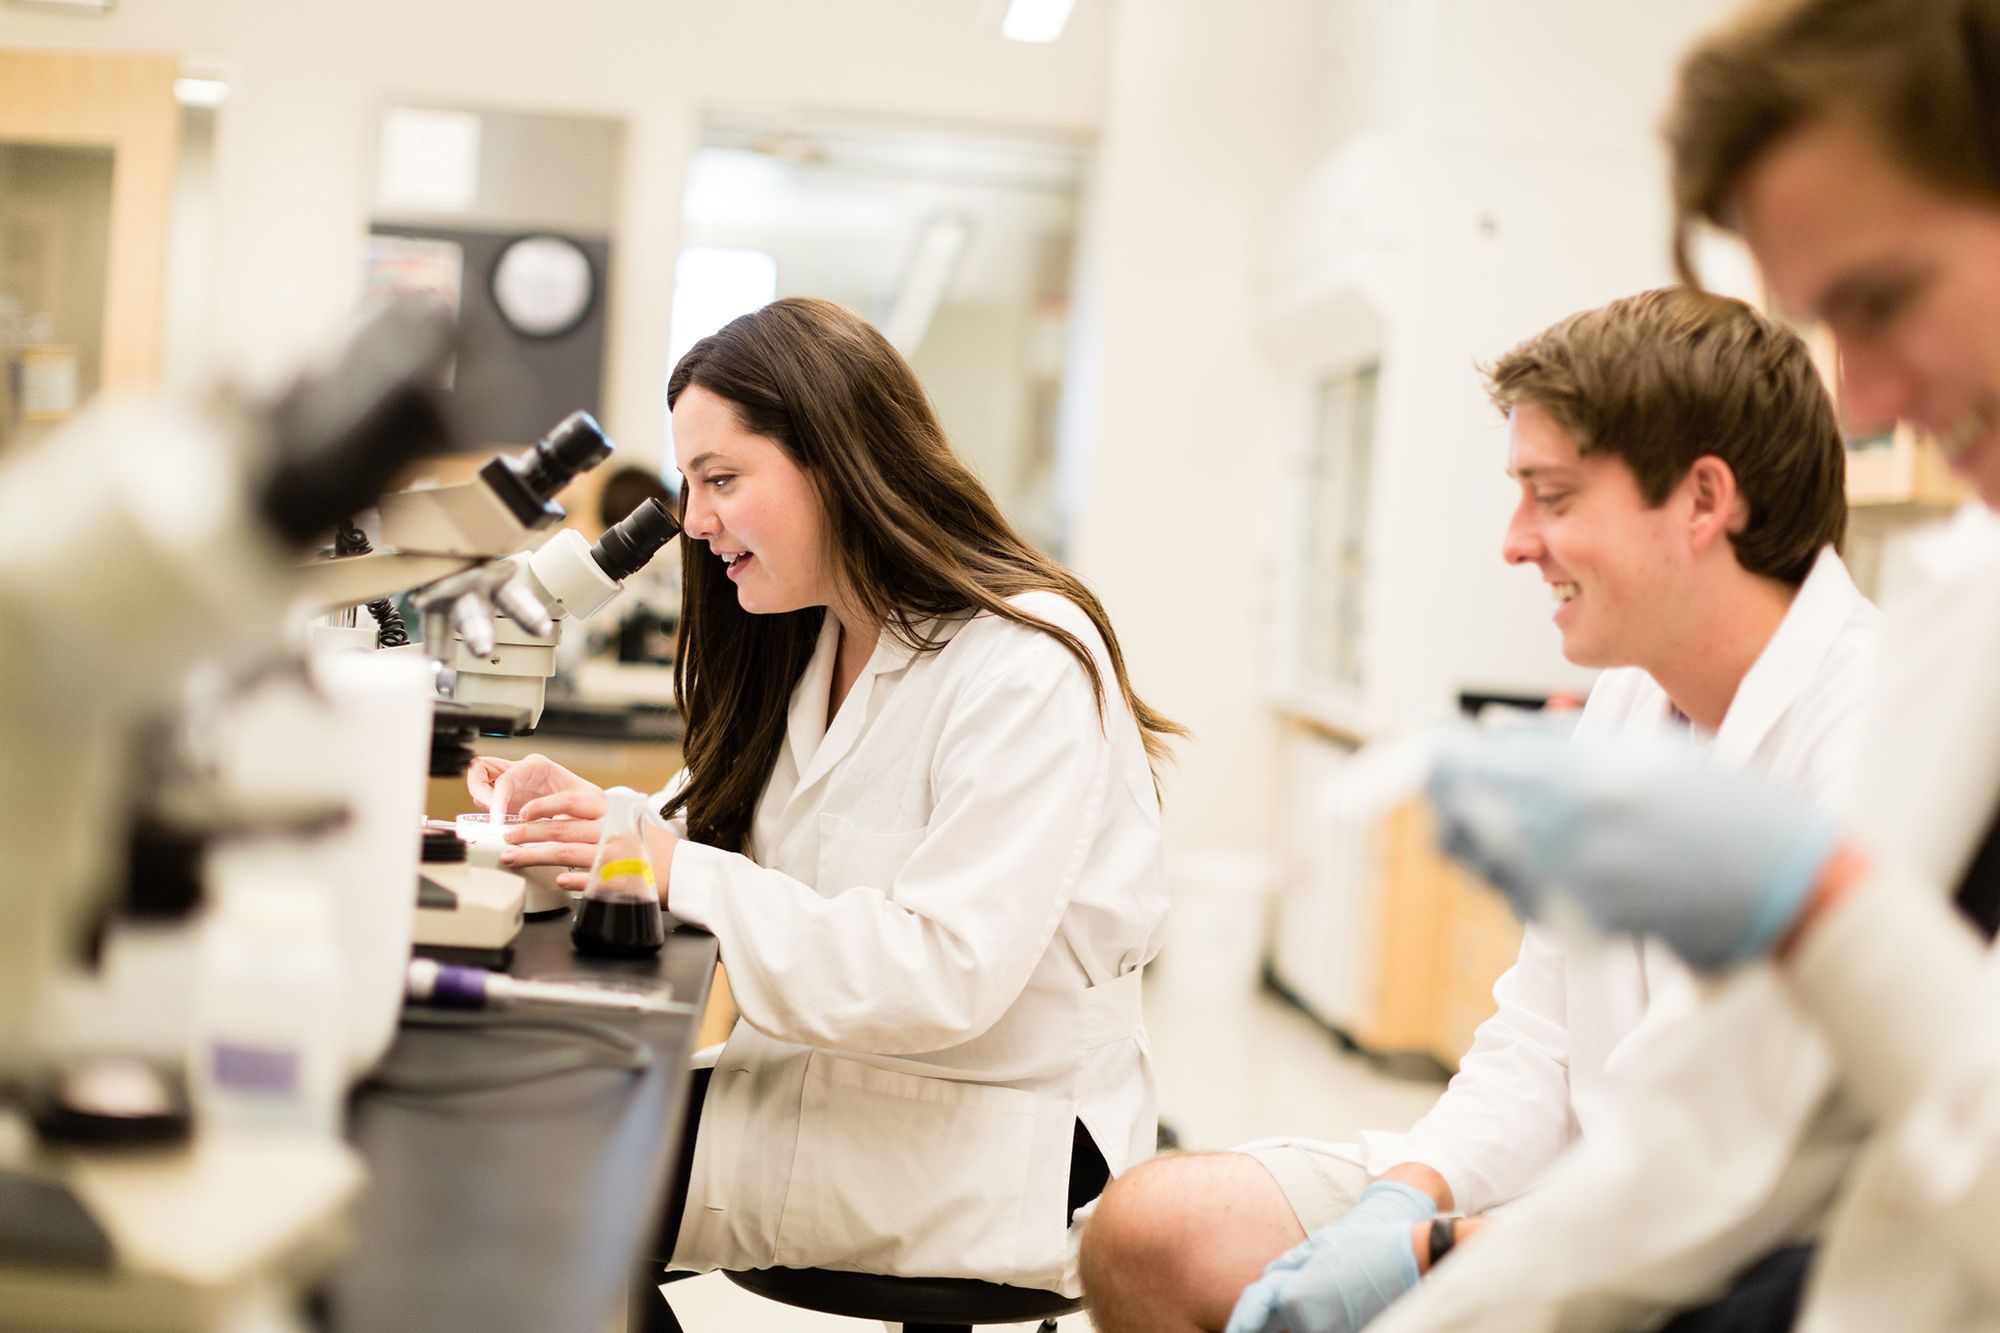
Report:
0,0,1109,468
1060,0,1757,872
372,106,626,237
1261,0,1747,729
1064,0,1324,860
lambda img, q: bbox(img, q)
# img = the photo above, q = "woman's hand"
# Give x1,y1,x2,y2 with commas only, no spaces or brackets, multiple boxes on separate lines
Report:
466,753,600,817
503,787,608,891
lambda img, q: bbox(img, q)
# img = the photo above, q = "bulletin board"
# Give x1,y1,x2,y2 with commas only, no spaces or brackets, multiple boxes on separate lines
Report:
368,222,611,450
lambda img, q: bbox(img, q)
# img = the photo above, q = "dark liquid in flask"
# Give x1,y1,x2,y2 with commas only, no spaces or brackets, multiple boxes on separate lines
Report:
571,896,665,957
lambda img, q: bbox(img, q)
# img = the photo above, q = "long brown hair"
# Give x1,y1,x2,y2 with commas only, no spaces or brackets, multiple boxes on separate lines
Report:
662,297,1182,853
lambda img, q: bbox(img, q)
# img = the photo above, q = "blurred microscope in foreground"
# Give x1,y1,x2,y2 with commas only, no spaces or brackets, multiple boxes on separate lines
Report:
0,298,679,1329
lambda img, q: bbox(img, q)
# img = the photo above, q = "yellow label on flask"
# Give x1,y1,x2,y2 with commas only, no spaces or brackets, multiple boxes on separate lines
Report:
597,858,655,886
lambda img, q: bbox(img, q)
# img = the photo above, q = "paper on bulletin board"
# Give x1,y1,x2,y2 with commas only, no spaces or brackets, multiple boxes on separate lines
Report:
363,234,463,316
361,234,463,388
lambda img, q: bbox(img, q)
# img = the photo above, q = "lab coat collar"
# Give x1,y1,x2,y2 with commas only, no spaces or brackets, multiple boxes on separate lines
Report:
783,613,843,782
785,614,930,806
1712,546,1866,767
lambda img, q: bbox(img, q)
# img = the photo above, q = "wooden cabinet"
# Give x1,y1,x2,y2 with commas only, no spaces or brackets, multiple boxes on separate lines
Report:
1266,720,1522,1072
1363,801,1522,1068
0,50,181,455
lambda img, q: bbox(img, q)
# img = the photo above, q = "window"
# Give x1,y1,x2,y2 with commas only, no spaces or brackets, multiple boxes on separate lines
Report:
1300,363,1378,694
666,245,778,372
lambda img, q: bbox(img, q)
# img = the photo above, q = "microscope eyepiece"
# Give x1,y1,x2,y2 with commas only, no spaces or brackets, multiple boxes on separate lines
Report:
475,410,616,532
589,498,682,581
516,411,613,502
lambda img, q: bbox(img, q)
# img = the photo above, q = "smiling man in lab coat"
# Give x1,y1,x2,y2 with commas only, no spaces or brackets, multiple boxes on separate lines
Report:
1079,286,1879,1333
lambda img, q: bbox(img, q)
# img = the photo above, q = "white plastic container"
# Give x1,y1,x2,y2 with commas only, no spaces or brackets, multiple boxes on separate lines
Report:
192,883,346,1140
456,812,572,916
210,647,430,1078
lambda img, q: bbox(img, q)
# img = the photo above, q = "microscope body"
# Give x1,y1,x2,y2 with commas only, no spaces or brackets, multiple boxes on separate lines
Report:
0,396,295,1082
449,498,682,730
0,398,367,1332
294,409,612,618
448,526,621,728
0,304,456,1329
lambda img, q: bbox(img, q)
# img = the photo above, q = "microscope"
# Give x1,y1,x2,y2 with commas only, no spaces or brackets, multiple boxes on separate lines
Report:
419,494,682,928
0,301,457,1328
296,406,682,736
444,493,681,730
0,292,684,1326
292,416,680,932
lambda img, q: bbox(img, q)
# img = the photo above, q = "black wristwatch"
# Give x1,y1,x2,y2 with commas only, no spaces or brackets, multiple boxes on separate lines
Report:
1428,1216,1457,1268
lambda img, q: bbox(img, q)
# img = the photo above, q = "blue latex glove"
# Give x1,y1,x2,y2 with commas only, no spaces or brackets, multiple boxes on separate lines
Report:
1226,1180,1436,1333
1424,728,1842,970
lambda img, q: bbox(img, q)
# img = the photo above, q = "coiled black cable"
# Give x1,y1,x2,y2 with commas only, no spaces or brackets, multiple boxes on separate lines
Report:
333,519,413,648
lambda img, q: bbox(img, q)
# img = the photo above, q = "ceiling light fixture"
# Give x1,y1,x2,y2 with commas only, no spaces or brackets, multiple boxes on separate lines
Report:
1001,0,1076,44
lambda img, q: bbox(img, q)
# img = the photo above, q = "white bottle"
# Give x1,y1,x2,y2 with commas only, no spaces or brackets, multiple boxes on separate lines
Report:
211,647,430,1079
191,879,346,1140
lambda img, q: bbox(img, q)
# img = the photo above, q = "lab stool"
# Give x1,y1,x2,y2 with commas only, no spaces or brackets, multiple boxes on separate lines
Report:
720,1265,1081,1332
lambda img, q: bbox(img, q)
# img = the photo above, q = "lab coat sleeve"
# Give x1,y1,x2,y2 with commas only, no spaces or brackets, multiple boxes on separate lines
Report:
1786,873,2000,1303
664,630,1114,1055
1390,926,1576,1214
1368,972,1855,1333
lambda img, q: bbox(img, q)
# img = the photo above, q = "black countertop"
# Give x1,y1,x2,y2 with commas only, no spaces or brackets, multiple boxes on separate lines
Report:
531,698,683,745
328,918,715,1333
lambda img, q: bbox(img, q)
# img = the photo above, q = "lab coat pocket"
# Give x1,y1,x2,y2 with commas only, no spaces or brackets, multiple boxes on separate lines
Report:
773,1051,1036,1280
815,813,926,897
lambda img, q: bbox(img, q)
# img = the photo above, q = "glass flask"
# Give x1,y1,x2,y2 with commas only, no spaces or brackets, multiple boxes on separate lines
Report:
570,786,666,957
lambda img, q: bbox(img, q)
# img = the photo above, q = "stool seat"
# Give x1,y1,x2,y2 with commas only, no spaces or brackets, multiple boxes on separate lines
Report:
724,1265,1081,1327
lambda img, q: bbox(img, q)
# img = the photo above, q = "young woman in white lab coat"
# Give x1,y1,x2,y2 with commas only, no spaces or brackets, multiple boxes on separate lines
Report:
468,297,1178,1302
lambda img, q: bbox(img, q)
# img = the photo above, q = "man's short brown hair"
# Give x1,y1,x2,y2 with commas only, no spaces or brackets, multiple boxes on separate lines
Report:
1486,287,1846,586
1668,0,2000,283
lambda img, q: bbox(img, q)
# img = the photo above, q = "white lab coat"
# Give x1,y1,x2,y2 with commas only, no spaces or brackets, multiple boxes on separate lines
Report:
1372,526,2000,1333
1772,507,2000,1332
659,591,1167,1294
1353,549,1877,1217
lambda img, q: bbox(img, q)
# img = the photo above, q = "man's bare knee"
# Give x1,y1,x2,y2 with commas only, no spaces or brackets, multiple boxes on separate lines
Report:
1081,1157,1203,1332
1084,1156,1185,1276
1080,1153,1306,1333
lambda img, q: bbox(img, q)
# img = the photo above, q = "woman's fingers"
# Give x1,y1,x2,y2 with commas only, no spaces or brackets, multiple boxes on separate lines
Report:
518,790,606,822
506,815,600,845
502,839,600,870
478,754,595,816
465,755,513,804
510,754,594,796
